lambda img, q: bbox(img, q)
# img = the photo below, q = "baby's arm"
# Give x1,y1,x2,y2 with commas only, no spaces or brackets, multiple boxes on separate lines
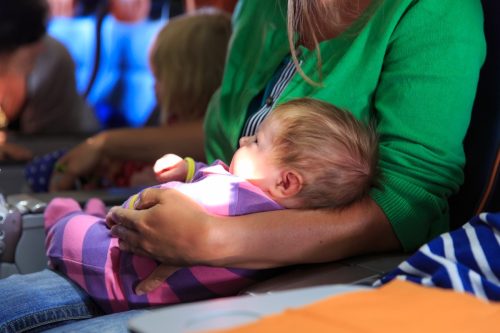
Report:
154,154,208,183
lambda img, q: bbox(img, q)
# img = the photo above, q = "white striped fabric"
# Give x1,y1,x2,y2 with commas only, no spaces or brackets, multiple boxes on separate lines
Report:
241,59,299,138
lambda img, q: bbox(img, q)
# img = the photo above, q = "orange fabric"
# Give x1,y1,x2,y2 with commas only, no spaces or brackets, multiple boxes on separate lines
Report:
213,280,500,333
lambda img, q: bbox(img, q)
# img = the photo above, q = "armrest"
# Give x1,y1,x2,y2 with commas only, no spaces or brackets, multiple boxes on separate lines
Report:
241,253,408,295
129,284,369,333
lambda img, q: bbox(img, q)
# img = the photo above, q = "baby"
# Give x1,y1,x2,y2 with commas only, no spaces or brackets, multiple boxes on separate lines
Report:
44,98,379,313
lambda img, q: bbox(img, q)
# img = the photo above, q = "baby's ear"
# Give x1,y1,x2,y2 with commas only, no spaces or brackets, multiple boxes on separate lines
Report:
274,170,303,199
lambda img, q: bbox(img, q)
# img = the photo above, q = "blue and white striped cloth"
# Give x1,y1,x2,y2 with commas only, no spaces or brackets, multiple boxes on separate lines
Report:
376,212,500,302
241,59,298,137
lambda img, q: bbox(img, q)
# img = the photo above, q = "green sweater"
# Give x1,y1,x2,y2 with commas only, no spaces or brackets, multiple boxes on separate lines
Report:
204,0,486,251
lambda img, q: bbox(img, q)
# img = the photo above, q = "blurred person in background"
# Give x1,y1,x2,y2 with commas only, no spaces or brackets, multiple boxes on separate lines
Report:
0,0,99,161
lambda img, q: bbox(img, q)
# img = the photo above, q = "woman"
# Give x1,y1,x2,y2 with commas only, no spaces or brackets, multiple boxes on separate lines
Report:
0,0,485,331
109,0,486,266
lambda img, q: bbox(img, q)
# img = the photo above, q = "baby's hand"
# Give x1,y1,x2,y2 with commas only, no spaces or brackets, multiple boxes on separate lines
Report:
153,154,187,183
135,264,180,295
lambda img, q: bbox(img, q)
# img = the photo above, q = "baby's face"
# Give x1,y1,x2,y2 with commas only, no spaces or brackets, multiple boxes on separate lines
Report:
230,118,281,191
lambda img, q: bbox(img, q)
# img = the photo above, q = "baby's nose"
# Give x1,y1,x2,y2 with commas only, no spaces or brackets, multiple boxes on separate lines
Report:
239,136,251,147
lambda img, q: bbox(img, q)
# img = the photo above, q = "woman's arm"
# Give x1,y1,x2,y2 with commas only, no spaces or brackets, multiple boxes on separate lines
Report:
97,121,205,162
0,141,33,161
210,198,399,268
50,120,205,191
107,188,400,269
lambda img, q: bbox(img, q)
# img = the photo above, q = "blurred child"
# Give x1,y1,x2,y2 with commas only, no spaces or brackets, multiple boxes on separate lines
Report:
44,98,379,313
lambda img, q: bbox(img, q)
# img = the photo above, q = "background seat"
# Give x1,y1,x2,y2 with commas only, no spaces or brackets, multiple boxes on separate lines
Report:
448,0,500,229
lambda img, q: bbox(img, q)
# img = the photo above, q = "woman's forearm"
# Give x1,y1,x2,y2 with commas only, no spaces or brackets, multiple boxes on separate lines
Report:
108,189,401,270
204,197,401,269
97,120,205,163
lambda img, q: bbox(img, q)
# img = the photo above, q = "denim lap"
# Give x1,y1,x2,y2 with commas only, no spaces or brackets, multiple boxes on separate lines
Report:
0,269,102,332
44,308,147,333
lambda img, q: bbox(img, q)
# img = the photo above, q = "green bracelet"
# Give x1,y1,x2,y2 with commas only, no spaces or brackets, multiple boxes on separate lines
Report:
54,163,67,173
184,157,196,182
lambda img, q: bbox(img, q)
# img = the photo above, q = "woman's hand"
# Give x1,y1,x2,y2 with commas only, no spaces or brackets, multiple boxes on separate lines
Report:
49,135,104,191
106,187,214,266
153,153,187,183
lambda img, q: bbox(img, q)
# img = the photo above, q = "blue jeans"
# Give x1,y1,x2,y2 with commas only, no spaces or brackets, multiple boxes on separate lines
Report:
0,269,146,333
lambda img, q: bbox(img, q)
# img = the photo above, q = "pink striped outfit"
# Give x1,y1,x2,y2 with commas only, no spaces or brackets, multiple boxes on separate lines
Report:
44,161,283,313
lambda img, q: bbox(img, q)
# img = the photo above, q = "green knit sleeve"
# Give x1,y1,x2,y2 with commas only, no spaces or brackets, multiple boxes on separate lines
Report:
370,0,486,251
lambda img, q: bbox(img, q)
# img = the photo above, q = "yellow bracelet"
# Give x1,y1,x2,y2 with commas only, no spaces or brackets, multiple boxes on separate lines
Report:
127,193,140,209
184,157,196,183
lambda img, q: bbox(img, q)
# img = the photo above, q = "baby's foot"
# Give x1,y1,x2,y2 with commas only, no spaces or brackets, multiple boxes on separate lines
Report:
84,198,107,217
44,198,81,231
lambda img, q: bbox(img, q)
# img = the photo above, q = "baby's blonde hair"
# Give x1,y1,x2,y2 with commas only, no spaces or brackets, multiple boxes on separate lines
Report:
150,9,231,122
267,98,379,208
